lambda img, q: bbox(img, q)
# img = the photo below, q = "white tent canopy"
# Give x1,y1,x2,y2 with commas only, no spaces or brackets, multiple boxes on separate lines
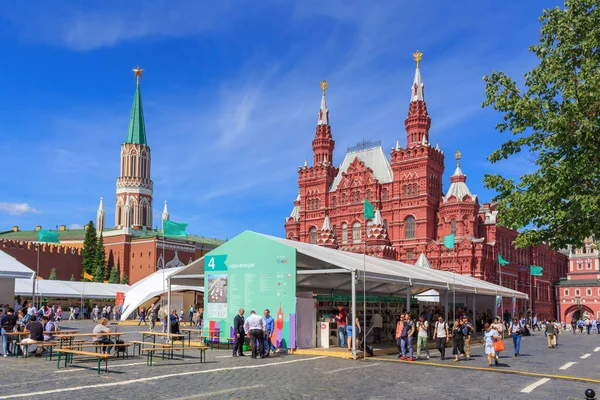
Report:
167,232,527,300
0,251,35,279
15,279,130,299
119,266,203,320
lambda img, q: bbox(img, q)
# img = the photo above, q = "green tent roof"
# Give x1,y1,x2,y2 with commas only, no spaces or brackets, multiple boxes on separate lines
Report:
125,83,147,145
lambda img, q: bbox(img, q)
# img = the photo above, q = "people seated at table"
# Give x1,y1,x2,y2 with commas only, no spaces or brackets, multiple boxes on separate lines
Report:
93,318,113,354
20,315,44,357
42,316,56,341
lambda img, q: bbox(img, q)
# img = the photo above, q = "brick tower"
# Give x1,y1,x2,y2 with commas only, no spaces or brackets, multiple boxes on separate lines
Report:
115,67,153,230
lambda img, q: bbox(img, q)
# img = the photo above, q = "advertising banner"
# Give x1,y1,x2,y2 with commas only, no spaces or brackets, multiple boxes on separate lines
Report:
203,231,296,348
115,292,125,312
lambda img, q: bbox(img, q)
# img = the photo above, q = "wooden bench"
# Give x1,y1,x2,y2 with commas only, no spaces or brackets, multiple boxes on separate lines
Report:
130,341,173,357
18,341,59,360
55,349,113,375
142,345,208,366
62,343,132,360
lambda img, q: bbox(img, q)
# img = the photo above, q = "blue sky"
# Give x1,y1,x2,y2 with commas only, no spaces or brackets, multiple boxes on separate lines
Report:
0,0,559,240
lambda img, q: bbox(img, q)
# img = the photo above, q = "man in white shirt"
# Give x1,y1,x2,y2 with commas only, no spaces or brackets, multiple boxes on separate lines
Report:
371,312,383,344
433,315,449,360
244,310,267,359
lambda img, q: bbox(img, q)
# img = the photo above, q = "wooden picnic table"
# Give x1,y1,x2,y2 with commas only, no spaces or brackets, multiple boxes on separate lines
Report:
53,332,128,347
137,331,186,351
179,328,218,346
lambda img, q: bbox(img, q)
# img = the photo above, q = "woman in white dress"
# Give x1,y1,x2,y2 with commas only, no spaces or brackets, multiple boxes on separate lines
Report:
492,317,504,364
484,323,500,367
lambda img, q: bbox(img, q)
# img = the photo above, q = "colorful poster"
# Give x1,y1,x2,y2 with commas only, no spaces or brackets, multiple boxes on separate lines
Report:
115,292,125,313
495,295,501,316
203,231,296,348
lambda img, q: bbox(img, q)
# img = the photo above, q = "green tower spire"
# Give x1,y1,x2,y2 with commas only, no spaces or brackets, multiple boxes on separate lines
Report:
125,66,147,145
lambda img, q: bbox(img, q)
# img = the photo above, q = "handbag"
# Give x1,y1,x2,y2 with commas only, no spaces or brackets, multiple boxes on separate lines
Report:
493,338,505,352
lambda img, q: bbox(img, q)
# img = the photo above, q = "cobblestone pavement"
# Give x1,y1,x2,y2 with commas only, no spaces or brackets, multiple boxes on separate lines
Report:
0,321,598,399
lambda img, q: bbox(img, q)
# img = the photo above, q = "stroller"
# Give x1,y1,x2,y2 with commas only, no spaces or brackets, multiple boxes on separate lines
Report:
357,326,375,357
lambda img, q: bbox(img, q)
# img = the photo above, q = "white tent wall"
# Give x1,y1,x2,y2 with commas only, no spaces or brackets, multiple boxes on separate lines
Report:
0,279,15,308
296,296,316,348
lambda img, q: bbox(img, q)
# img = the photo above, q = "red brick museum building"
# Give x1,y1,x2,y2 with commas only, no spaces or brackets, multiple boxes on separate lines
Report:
284,53,568,319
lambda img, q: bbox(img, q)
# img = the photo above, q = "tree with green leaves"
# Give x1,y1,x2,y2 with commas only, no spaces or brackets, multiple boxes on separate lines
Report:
482,0,600,249
106,250,115,281
82,221,97,278
96,233,106,280
108,263,119,283
120,273,128,285
48,267,57,280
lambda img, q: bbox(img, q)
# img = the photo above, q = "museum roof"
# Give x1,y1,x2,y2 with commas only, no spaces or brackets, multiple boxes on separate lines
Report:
330,145,393,192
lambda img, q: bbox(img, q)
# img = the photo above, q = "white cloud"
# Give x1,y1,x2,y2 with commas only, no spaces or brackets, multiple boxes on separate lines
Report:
2,2,236,51
0,203,39,215
68,223,84,230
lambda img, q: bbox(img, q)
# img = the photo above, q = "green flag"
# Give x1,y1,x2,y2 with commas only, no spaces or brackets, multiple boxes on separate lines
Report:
363,199,374,219
498,253,510,266
530,265,543,276
37,230,60,244
163,220,188,237
443,233,455,249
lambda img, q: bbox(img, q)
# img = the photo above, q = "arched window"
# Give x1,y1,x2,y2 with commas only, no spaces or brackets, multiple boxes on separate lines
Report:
315,199,320,209
451,219,456,234
407,185,412,196
342,193,347,204
309,227,317,244
575,289,580,296
402,186,407,197
332,225,337,239
587,289,592,296
352,222,361,243
382,188,388,200
405,216,415,239
141,203,148,227
132,155,137,176
383,219,388,232
366,190,372,201
413,183,418,195
332,197,337,208
342,223,348,244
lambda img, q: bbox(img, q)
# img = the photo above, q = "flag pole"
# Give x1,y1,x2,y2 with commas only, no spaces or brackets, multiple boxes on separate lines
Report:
33,243,39,308
363,218,366,361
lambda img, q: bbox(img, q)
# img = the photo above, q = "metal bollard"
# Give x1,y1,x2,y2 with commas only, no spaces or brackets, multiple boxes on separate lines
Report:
585,389,596,400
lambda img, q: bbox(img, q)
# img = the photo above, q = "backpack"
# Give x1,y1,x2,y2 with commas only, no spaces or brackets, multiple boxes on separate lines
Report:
2,314,16,330
461,323,470,336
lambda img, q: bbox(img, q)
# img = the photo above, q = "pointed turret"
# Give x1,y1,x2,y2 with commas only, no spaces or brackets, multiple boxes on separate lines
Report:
312,80,335,165
443,150,477,203
125,66,147,145
317,82,329,126
317,215,337,248
366,209,395,259
405,51,431,147
162,200,170,223
96,197,105,234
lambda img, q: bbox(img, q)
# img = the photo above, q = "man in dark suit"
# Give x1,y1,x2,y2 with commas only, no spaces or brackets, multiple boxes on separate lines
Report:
233,308,245,357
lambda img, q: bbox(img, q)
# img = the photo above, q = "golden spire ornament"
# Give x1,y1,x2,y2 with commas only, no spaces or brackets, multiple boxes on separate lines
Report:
455,150,462,166
132,66,145,84
413,50,423,68
320,80,328,95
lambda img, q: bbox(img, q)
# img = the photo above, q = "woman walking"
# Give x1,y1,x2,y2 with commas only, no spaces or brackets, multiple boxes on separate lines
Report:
492,317,504,364
451,319,465,362
484,323,501,367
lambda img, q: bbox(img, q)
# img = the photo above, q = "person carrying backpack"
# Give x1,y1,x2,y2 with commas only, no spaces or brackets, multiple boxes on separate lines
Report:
433,315,449,360
509,317,524,356
1,308,17,357
461,316,474,359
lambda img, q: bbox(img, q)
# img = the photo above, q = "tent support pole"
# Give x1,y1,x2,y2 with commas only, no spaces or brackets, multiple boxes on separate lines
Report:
472,293,477,337
167,278,172,335
351,270,356,357
406,288,411,314
444,291,448,322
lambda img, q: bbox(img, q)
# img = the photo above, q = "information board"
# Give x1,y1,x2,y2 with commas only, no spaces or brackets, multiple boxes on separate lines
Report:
203,231,297,348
